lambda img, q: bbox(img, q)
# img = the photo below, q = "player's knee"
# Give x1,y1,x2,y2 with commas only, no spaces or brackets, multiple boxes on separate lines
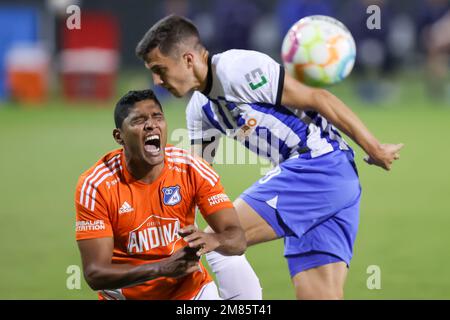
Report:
321,287,344,300
334,288,344,300
204,225,251,247
296,285,344,300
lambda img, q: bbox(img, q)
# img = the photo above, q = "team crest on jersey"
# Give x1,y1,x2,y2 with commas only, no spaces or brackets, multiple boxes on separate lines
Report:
162,185,181,206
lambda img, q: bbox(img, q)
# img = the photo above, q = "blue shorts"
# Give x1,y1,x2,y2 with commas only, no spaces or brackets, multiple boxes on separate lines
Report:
241,150,361,277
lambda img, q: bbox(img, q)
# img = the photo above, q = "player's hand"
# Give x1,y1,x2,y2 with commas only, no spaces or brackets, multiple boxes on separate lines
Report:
179,225,221,257
364,143,404,171
159,246,201,278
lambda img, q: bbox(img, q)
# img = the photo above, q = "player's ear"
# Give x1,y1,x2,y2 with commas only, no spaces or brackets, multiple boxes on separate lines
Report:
183,51,194,68
113,128,124,146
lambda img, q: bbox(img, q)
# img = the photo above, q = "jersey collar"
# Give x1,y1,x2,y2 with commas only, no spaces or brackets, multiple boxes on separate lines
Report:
201,54,213,96
121,150,169,187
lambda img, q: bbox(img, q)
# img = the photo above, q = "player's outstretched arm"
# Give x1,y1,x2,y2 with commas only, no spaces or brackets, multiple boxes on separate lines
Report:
77,238,200,290
179,208,247,257
281,72,404,170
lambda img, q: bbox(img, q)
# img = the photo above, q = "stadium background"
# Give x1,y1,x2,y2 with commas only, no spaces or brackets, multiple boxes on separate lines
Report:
0,0,449,299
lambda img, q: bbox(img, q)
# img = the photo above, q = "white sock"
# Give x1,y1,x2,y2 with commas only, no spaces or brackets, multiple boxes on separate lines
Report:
205,251,262,300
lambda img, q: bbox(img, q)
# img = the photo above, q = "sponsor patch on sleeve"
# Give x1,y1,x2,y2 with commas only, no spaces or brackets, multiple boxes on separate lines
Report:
207,193,230,206
76,220,106,232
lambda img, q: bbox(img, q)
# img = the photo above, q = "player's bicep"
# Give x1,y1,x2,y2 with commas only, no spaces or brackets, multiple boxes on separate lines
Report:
77,237,114,271
281,70,321,109
203,207,241,234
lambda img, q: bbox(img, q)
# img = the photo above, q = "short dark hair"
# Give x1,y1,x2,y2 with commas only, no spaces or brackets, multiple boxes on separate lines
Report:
114,89,162,129
136,14,202,61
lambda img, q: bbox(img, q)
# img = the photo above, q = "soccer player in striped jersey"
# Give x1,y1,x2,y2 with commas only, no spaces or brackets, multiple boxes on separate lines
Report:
136,15,404,300
75,89,246,300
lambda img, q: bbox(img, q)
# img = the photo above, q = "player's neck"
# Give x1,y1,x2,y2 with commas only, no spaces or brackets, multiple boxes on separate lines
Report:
196,50,210,93
126,156,165,184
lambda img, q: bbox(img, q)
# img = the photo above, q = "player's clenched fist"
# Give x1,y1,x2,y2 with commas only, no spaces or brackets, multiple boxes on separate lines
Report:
179,225,221,257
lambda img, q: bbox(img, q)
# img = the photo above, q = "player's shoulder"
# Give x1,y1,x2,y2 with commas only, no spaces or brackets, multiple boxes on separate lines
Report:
164,145,211,170
76,149,123,196
164,145,219,186
213,49,277,75
214,49,273,64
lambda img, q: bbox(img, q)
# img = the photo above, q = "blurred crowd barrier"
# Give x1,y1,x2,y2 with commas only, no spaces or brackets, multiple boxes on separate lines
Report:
0,6,43,102
60,12,119,101
0,0,448,105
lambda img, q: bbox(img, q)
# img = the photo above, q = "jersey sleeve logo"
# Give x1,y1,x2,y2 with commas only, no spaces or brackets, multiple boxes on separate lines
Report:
207,193,230,206
162,185,182,206
76,220,106,232
245,68,268,90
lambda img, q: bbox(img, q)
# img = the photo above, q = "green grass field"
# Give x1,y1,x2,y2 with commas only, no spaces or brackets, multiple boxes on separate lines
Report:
0,73,449,299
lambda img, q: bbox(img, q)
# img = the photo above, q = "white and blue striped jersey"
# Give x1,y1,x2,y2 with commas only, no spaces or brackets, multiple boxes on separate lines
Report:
186,49,353,165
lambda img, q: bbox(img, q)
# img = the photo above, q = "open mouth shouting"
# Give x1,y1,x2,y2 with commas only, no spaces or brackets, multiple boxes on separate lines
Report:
144,134,161,156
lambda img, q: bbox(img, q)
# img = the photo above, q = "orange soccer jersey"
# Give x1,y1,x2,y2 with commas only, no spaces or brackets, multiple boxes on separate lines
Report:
74,145,234,300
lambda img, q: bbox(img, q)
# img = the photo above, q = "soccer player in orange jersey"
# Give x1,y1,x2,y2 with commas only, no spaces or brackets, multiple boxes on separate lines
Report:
74,89,246,300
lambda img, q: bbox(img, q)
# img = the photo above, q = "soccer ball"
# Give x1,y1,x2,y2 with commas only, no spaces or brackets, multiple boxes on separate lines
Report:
281,15,356,87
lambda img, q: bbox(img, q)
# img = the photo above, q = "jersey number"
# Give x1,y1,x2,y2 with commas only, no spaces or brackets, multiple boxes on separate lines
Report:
245,68,268,90
259,166,281,184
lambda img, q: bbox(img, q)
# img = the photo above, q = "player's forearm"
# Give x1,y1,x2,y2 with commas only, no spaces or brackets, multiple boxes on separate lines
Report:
214,226,247,256
83,262,164,290
311,89,382,157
